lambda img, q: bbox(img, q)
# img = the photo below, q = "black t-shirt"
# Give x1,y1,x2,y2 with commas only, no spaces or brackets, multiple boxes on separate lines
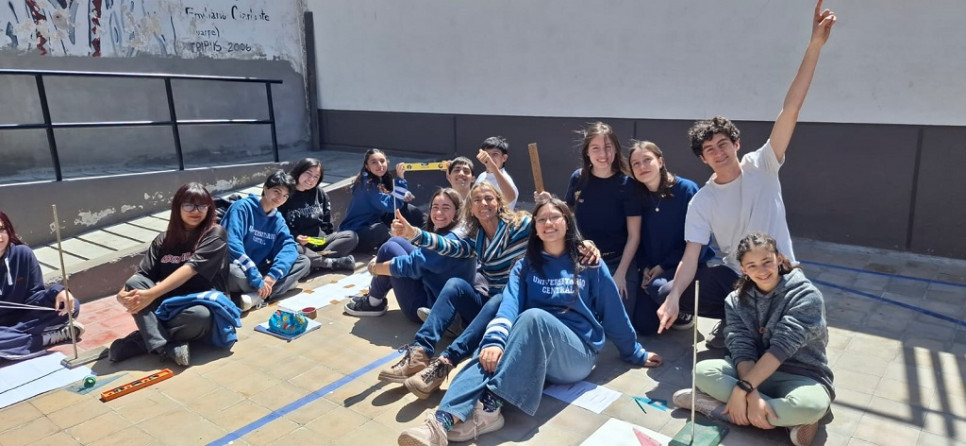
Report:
137,225,229,297
278,186,334,237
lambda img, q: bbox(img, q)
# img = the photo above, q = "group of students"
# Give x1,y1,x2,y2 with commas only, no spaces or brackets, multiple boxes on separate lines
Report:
0,3,835,446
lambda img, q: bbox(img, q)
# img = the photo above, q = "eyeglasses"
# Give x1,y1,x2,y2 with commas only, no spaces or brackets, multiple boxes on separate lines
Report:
301,172,321,181
181,203,210,213
535,215,564,225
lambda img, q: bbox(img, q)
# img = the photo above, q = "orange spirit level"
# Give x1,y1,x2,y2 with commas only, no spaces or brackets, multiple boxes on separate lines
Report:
99,369,174,402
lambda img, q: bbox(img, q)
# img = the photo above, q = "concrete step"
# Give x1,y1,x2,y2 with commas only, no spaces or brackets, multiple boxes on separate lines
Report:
39,150,441,302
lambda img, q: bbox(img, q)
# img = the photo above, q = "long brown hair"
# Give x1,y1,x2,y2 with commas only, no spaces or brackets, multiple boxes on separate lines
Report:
427,188,463,234
163,183,216,252
628,140,677,199
576,122,628,190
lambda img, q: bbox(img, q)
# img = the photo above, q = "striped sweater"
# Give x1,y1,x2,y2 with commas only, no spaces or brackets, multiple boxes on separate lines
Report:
410,215,531,296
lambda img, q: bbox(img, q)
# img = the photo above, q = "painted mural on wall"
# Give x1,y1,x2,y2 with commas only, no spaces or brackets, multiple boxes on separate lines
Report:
1,0,303,69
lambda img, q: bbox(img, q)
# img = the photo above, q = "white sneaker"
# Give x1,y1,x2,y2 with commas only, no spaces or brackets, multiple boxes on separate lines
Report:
238,292,265,312
673,388,727,421
42,322,85,347
417,307,431,322
448,402,504,442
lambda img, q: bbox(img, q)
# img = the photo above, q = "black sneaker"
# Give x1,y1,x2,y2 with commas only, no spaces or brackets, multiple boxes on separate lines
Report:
344,294,387,317
41,322,85,346
331,255,355,271
705,321,726,349
671,313,696,330
109,331,147,362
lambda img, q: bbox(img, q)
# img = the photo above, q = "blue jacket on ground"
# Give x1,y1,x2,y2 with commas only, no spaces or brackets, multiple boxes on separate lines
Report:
390,231,477,301
482,254,648,365
220,194,299,289
339,176,409,232
155,291,242,348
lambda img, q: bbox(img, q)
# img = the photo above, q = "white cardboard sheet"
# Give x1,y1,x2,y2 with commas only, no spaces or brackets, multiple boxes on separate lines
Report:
580,418,672,446
543,380,622,414
0,352,91,409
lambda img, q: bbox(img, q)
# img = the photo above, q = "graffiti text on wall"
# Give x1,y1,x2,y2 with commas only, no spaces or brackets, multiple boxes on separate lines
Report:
1,0,302,68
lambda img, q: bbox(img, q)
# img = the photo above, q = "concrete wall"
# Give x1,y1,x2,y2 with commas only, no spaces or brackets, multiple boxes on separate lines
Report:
0,0,311,183
308,1,966,260
0,163,284,246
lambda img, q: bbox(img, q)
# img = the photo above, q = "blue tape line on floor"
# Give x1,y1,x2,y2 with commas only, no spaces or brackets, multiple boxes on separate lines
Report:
800,259,966,289
812,278,966,329
207,350,402,446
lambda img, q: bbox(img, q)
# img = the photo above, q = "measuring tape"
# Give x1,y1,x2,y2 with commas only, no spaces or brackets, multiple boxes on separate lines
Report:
100,369,174,402
401,161,449,172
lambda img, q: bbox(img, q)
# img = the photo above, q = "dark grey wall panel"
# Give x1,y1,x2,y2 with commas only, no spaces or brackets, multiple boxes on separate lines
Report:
319,109,965,260
781,123,918,251
322,110,454,156
912,127,966,258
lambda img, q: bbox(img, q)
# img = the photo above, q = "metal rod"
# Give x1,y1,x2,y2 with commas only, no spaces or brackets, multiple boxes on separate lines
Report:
1,68,282,83
52,205,78,359
691,280,700,444
164,78,185,170
265,83,279,162
35,75,62,181
0,119,273,130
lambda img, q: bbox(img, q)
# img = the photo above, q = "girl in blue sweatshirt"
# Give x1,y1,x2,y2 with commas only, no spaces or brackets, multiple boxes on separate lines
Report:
397,197,662,446
674,232,833,446
339,148,426,252
0,211,82,361
343,188,475,321
110,183,241,366
221,171,311,311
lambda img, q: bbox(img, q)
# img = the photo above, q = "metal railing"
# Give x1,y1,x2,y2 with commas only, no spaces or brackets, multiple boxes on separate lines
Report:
0,69,282,181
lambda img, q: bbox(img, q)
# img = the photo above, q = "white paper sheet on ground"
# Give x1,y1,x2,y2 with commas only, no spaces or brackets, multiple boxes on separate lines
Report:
279,278,366,312
543,380,622,414
0,352,91,409
335,271,373,291
580,418,672,446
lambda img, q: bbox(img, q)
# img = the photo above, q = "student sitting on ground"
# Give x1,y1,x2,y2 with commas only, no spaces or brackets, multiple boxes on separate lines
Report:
279,157,357,273
343,188,475,322
655,0,838,349
627,140,712,335
397,197,661,446
474,136,519,210
673,232,834,446
562,122,641,307
380,183,531,400
0,211,83,361
338,148,426,252
109,183,241,366
221,171,311,311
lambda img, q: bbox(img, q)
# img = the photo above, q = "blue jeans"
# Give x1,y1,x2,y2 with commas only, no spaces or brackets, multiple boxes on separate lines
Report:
413,278,500,364
369,237,427,323
439,308,598,421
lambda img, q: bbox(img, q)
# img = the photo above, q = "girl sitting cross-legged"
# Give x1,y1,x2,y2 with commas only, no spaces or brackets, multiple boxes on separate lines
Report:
396,197,661,446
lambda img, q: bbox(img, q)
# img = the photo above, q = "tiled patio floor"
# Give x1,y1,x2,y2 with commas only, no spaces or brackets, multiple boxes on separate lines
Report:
2,237,965,446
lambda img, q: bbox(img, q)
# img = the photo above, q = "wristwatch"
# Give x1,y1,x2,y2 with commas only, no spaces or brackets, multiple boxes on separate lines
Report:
736,379,755,393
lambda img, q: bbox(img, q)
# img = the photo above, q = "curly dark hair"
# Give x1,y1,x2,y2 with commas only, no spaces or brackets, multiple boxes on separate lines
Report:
688,116,740,157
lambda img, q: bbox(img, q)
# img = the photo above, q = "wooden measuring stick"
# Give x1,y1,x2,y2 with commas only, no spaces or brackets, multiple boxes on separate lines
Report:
528,143,544,192
100,369,174,402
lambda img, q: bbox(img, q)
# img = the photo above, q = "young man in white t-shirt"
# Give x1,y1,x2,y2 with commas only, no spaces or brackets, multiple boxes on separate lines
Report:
655,1,838,348
474,136,519,210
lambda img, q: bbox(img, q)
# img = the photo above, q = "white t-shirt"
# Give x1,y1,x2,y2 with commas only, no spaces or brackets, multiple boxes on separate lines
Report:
476,169,519,210
684,140,796,273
